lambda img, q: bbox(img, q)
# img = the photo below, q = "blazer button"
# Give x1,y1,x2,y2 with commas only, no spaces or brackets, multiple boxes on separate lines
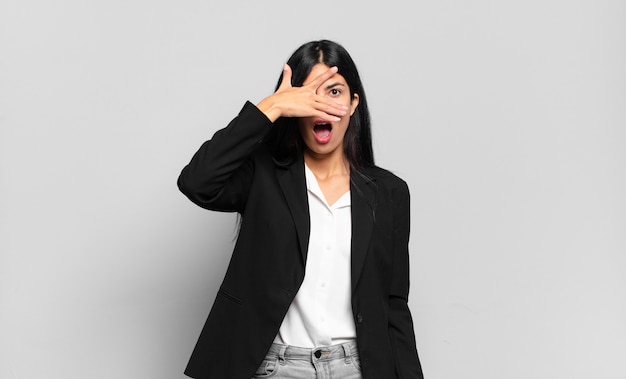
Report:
356,313,363,324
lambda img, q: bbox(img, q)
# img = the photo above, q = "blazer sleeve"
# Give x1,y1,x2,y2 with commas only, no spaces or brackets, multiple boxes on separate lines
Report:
177,101,273,213
388,181,424,378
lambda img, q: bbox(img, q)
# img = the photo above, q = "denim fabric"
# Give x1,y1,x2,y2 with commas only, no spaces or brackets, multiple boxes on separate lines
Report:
252,341,362,379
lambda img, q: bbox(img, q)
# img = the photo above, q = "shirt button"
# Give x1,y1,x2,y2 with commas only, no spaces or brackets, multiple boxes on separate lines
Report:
356,313,363,324
321,282,326,288
325,245,331,251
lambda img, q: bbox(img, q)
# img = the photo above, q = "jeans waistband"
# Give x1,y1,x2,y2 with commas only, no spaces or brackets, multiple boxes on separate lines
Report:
266,341,359,362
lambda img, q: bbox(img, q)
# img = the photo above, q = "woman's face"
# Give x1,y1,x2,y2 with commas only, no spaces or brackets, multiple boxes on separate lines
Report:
298,64,359,160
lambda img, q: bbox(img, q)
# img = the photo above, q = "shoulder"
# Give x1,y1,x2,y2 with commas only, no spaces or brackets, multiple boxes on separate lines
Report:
362,165,409,192
357,165,411,209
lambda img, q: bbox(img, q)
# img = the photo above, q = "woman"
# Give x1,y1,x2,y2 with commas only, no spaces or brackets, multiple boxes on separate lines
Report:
178,40,424,379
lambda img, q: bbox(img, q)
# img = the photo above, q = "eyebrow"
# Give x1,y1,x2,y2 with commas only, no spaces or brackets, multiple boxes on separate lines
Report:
325,82,346,90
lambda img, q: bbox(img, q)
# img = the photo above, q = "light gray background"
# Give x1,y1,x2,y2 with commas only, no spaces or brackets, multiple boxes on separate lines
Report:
1,1,625,378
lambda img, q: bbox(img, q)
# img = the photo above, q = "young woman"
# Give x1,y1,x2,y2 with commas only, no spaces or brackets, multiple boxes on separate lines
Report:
178,40,424,379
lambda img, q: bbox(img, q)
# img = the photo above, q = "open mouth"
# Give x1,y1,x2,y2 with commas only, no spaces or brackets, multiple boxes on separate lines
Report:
313,120,333,142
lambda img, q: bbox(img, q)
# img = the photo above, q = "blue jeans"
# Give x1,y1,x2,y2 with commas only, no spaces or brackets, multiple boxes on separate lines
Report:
252,341,363,379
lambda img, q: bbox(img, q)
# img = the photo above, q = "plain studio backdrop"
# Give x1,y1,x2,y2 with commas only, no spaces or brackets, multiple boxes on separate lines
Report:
1,1,625,378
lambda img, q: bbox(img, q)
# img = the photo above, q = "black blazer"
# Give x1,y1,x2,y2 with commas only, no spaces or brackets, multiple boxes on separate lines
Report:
178,102,423,379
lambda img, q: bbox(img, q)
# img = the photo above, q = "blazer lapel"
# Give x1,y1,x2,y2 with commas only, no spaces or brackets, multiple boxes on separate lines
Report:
276,159,377,285
350,170,377,292
276,156,310,265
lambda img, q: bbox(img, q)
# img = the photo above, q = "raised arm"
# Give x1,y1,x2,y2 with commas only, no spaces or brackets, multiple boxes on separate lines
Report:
177,102,272,212
178,64,349,212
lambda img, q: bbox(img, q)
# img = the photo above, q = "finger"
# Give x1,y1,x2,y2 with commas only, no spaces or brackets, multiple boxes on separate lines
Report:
311,109,343,122
300,101,345,123
277,64,292,90
313,94,349,114
306,66,339,91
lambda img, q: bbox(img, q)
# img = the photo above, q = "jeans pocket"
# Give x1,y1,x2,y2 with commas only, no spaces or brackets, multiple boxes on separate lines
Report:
349,353,361,371
252,358,279,378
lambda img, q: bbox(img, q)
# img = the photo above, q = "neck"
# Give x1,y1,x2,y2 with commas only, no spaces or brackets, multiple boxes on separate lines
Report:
303,150,350,180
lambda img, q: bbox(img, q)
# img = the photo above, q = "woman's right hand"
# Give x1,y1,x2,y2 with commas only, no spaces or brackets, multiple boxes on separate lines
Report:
257,64,349,123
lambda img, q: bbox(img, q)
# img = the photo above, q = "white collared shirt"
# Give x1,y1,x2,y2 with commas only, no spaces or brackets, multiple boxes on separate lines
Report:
273,164,356,347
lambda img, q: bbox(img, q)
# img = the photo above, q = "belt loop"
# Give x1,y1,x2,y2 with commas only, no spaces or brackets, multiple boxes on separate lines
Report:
342,343,351,364
278,344,288,364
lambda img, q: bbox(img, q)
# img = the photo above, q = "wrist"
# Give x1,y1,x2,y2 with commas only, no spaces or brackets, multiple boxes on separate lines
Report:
257,97,282,123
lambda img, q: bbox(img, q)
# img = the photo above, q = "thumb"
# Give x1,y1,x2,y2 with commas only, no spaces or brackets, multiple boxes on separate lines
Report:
278,64,292,90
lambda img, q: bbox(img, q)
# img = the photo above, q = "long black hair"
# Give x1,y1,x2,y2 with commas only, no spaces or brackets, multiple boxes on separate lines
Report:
265,40,375,171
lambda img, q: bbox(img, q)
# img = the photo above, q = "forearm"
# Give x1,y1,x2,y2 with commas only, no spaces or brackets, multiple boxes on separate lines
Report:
177,101,273,210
